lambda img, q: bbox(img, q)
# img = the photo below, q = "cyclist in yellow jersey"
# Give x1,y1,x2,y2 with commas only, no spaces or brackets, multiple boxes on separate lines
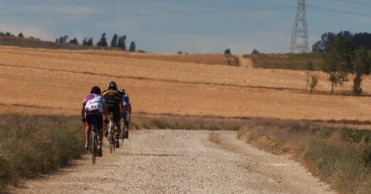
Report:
102,81,124,148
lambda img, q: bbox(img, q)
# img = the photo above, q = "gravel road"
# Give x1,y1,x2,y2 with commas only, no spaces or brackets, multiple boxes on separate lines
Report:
16,130,335,194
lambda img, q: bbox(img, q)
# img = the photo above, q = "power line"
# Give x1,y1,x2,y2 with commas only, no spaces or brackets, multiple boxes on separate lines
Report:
0,0,171,3
324,0,371,6
0,6,294,17
308,5,371,18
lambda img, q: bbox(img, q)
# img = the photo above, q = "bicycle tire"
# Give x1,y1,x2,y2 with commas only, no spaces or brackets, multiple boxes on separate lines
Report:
120,118,125,144
90,124,97,165
109,120,115,153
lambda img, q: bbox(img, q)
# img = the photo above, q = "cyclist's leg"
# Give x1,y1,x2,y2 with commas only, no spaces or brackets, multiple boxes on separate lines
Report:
123,111,130,138
114,106,121,139
95,114,104,146
85,115,93,149
123,111,128,127
94,114,104,157
105,105,115,138
112,106,121,148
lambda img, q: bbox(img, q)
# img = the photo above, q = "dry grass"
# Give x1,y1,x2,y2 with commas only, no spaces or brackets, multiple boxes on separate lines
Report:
249,53,323,70
0,114,84,192
237,121,371,194
1,46,371,124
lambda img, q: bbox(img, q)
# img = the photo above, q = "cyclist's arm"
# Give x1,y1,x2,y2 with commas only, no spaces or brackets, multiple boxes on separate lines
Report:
103,101,108,121
103,103,108,120
127,95,132,114
81,102,86,119
120,100,124,114
119,94,124,114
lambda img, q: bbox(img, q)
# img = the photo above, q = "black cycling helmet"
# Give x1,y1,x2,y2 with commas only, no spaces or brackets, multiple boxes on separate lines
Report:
108,81,117,90
119,88,126,96
90,86,101,94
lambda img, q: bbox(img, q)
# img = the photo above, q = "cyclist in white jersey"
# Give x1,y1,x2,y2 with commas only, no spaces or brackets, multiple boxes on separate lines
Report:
81,86,108,157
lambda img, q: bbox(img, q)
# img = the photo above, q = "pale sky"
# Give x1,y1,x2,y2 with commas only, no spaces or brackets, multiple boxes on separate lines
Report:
0,0,371,54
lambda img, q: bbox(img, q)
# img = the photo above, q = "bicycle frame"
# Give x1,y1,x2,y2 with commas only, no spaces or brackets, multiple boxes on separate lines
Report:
108,119,116,153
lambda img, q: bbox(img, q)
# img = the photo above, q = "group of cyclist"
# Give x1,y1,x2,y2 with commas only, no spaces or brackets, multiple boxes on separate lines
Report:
81,81,131,157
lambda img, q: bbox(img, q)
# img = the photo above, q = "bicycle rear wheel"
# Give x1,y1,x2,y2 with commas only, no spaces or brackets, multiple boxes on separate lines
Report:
109,120,115,153
120,118,125,144
90,124,97,165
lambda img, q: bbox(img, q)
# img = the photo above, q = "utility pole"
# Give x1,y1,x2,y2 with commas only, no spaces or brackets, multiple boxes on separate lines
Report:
290,0,308,53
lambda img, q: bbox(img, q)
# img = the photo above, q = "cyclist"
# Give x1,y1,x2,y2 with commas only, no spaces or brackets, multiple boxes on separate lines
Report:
81,86,108,157
102,81,124,148
119,88,132,139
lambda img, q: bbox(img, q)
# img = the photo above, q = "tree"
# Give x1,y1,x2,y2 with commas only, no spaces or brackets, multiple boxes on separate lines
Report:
83,37,93,46
18,32,24,38
352,46,371,95
57,35,68,43
309,76,318,93
69,38,78,45
313,31,371,52
97,33,108,47
129,41,136,52
118,35,126,50
312,32,336,52
111,34,118,47
224,49,231,56
322,38,354,93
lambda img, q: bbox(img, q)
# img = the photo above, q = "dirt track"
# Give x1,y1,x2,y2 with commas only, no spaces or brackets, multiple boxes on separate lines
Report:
16,130,334,194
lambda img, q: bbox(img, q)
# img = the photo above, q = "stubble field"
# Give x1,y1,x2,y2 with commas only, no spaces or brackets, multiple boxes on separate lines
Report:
1,46,371,123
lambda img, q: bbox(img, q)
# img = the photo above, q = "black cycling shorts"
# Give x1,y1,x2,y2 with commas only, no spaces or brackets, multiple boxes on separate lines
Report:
107,104,121,122
86,114,103,129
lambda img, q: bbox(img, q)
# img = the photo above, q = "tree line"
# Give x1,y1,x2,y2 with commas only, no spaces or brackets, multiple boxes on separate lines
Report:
311,31,371,96
56,33,137,52
312,31,371,53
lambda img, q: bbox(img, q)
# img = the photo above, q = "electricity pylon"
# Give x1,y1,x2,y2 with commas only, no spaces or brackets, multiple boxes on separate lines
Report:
290,0,308,53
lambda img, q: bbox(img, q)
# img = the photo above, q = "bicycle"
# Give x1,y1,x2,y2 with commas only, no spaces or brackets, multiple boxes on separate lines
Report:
120,110,130,144
120,118,126,144
108,118,116,153
89,119,99,165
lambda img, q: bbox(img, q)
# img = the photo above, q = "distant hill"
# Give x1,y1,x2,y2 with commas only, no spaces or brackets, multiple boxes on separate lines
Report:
0,36,95,50
2,34,323,70
0,35,234,66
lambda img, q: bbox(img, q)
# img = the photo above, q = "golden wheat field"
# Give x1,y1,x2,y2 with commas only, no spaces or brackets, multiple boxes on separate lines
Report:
1,46,371,123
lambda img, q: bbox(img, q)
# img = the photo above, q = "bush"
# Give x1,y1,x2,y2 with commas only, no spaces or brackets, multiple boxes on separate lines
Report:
0,115,84,191
238,121,371,194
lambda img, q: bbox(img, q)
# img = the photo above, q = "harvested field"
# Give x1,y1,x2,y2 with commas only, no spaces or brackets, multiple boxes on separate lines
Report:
1,46,371,123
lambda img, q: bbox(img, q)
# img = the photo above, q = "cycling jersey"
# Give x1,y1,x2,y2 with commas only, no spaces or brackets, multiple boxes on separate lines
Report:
102,89,122,105
82,94,105,115
102,89,123,122
122,94,131,112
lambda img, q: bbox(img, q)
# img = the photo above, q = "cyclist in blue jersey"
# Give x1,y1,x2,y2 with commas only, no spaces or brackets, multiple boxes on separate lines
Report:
119,88,131,139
